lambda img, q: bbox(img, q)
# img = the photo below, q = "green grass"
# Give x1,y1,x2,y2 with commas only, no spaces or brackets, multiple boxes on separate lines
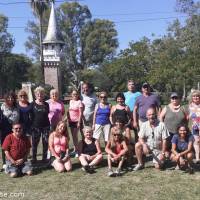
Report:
1,136,200,200
0,104,199,200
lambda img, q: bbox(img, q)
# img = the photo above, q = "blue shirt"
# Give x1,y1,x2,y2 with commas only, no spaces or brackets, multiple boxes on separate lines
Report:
135,93,160,122
171,134,194,152
124,91,141,112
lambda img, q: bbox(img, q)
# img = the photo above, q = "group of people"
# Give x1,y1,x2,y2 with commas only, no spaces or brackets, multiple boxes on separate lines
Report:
0,80,200,178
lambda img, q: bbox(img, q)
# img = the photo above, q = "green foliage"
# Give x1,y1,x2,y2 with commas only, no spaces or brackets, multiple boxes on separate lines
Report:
0,15,14,53
25,2,118,88
0,53,32,94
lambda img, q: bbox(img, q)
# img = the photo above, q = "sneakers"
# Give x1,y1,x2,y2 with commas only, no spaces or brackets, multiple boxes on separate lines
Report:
107,168,114,177
82,165,92,173
175,165,180,170
115,168,121,176
2,164,6,170
133,164,144,171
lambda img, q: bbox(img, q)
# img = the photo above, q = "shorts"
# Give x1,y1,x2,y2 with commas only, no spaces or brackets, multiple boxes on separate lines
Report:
93,124,111,142
69,121,78,128
5,160,32,174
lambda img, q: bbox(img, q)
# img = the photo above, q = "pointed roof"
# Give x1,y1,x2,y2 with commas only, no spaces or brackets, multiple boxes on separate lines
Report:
43,3,64,44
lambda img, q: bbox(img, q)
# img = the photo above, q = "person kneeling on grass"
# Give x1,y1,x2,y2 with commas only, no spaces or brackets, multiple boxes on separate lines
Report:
49,121,72,173
2,123,33,178
111,118,134,168
105,128,128,177
133,107,169,171
171,124,194,173
78,126,103,173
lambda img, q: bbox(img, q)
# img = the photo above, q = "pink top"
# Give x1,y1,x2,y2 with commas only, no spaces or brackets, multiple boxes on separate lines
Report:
53,135,67,156
68,100,83,122
47,100,65,127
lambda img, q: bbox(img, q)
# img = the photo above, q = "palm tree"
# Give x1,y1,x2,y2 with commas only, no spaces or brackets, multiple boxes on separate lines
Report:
30,0,54,82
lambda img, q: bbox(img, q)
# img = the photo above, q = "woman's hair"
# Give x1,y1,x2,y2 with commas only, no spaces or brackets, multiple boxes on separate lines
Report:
50,89,58,96
176,124,190,134
189,90,200,103
99,91,107,97
109,127,124,149
83,126,93,134
34,86,45,95
71,89,80,99
17,89,28,100
55,121,69,139
115,92,125,101
4,91,17,107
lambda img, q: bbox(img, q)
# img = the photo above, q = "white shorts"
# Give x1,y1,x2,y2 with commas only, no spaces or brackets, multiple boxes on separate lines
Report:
93,124,111,142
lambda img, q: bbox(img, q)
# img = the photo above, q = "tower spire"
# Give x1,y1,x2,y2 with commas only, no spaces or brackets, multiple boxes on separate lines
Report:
43,2,63,44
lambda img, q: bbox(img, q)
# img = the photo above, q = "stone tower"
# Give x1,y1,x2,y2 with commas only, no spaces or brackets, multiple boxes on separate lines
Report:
43,3,64,94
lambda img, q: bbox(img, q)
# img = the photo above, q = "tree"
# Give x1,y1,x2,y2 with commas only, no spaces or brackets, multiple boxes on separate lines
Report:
0,53,32,94
29,0,54,81
0,15,14,53
26,2,118,89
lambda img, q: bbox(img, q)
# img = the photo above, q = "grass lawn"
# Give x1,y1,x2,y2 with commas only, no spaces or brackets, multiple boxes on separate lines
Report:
1,136,200,200
0,104,199,199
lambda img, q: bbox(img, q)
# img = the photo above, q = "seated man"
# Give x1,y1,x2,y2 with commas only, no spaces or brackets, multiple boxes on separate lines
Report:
2,123,33,177
133,107,169,171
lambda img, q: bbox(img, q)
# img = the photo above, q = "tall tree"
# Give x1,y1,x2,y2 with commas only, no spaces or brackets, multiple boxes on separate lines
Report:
26,2,118,89
29,0,53,81
0,15,14,53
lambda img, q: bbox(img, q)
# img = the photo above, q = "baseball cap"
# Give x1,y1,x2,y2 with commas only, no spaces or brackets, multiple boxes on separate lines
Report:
142,82,150,88
170,92,179,98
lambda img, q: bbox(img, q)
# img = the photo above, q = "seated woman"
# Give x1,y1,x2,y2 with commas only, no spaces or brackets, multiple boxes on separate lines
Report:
171,124,194,173
105,128,128,176
78,126,103,172
111,118,134,167
49,121,72,173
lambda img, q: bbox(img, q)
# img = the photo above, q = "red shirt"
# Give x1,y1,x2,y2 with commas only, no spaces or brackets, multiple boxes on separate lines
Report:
2,133,31,160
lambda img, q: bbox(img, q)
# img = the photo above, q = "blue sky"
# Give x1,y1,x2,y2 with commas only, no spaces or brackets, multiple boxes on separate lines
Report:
0,0,187,56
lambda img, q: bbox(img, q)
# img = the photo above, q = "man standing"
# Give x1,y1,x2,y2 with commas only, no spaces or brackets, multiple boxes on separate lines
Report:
133,107,169,171
124,80,141,113
133,82,161,129
81,82,97,127
2,123,33,177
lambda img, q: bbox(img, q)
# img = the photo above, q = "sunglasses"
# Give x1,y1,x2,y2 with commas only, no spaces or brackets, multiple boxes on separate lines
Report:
20,95,27,97
100,96,107,99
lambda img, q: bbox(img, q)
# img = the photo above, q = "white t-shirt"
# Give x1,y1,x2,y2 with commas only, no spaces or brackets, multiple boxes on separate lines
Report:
81,94,97,122
138,120,169,150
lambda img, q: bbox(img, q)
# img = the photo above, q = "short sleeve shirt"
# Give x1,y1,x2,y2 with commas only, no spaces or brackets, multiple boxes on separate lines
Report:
171,134,194,152
81,94,97,122
135,93,160,122
124,91,141,112
47,100,65,126
2,133,31,160
68,100,83,122
138,120,169,150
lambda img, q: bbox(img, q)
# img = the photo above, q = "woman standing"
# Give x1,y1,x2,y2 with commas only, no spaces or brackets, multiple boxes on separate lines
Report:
31,86,50,163
110,92,131,127
17,89,33,137
68,90,83,156
160,92,188,149
0,92,19,168
47,89,65,131
188,90,200,163
92,91,111,146
49,121,72,172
